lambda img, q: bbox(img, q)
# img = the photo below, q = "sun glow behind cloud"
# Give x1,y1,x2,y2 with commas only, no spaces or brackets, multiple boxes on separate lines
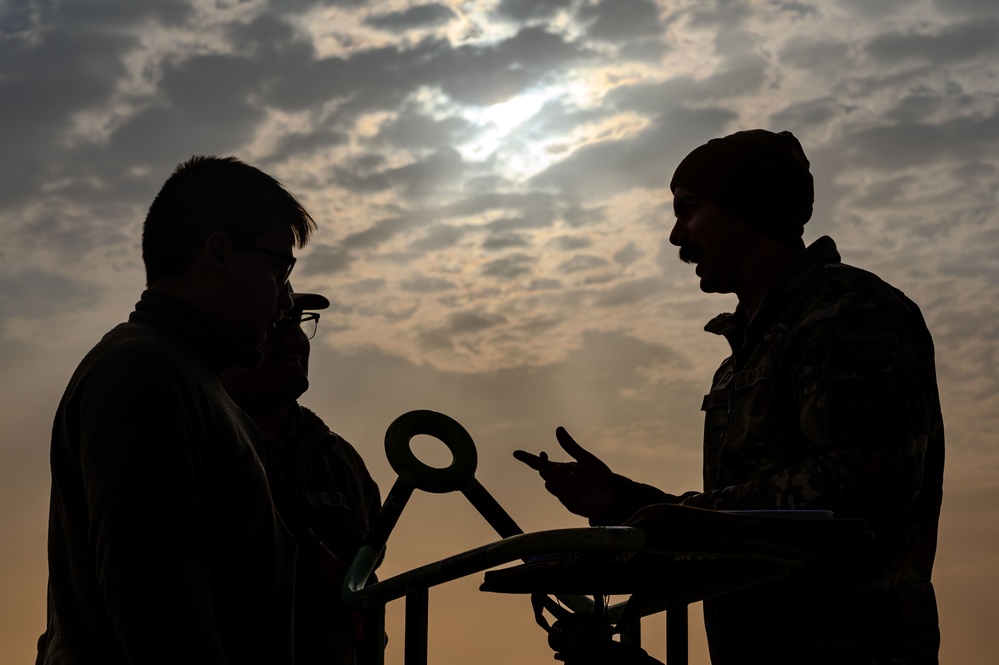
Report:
456,75,620,181
457,89,559,178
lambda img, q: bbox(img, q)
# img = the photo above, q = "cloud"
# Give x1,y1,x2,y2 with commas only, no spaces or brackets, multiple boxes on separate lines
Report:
57,0,192,29
577,0,666,43
591,276,666,308
0,26,135,208
493,0,574,23
266,0,369,13
482,232,529,251
0,270,103,322
865,19,999,64
409,224,469,252
486,208,557,232
562,204,607,228
374,107,476,150
529,106,735,198
267,128,350,164
337,214,415,252
613,243,643,267
769,97,851,131
227,11,307,58
448,309,508,334
364,4,457,32
480,253,537,279
334,148,466,198
259,26,594,126
932,0,999,16
108,48,274,164
299,244,354,275
435,27,596,106
399,275,458,293
438,191,558,221
778,36,850,73
558,254,609,274
840,111,999,170
839,0,913,19
687,0,754,31
551,235,593,251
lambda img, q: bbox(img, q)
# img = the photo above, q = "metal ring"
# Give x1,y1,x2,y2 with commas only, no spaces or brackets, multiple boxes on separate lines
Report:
384,410,478,494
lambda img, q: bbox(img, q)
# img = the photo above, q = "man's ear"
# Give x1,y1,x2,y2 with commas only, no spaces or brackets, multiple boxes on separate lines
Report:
201,232,231,275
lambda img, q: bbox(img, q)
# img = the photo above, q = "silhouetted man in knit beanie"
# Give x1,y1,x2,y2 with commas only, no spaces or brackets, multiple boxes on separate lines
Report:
670,128,813,246
516,129,944,664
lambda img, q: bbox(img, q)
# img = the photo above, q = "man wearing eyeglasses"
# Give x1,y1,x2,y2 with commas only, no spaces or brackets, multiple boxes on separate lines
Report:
220,287,382,665
40,156,315,664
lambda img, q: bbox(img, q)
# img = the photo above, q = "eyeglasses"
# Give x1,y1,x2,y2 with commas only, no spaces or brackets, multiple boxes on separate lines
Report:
233,240,296,284
275,312,320,340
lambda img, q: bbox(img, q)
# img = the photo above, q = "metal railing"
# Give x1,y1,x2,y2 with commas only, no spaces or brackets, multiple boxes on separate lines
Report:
340,410,841,665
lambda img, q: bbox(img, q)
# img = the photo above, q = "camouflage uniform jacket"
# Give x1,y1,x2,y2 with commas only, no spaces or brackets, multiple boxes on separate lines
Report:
610,236,944,664
257,404,382,665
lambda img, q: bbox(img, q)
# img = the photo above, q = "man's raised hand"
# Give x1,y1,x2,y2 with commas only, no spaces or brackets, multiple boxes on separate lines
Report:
513,426,617,521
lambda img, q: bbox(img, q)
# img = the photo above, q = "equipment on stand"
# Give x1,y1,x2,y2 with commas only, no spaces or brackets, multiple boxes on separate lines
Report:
342,410,872,665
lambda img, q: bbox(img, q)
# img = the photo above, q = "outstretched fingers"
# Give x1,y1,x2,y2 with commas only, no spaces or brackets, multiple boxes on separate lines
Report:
513,427,597,486
555,426,597,462
512,449,555,479
512,449,542,469
514,427,616,519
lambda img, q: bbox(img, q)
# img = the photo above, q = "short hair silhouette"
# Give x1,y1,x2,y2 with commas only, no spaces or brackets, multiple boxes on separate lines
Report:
142,155,316,283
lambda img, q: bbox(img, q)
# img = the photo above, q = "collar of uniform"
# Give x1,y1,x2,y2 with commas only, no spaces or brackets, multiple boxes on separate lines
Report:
704,308,747,349
129,290,263,373
771,235,841,294
703,236,841,346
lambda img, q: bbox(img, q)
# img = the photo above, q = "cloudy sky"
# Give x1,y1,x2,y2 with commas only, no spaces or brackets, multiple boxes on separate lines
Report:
3,0,998,662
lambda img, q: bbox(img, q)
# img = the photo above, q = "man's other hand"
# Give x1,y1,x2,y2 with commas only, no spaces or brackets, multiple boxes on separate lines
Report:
513,427,617,521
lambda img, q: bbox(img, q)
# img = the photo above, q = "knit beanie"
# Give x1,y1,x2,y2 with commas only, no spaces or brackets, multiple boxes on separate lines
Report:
669,129,814,244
